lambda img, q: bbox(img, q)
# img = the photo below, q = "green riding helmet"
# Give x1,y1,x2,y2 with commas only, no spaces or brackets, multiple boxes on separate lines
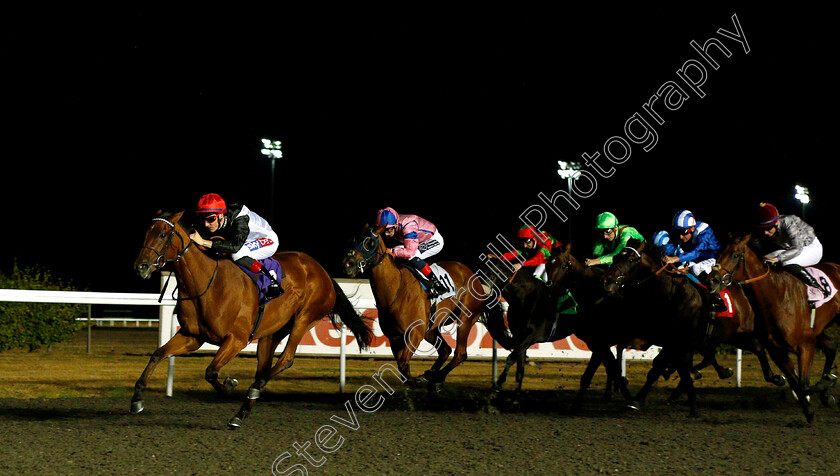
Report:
595,212,619,229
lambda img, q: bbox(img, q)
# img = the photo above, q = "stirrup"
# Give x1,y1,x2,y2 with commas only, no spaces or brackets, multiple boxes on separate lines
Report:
265,283,283,299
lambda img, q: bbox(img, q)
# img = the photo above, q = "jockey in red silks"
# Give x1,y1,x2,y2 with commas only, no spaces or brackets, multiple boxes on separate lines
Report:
376,207,448,298
189,193,283,299
500,225,561,282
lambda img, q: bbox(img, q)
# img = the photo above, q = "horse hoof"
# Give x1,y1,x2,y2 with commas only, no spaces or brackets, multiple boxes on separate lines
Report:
428,382,443,394
820,394,836,408
692,371,703,381
130,400,145,414
719,368,734,379
227,417,243,430
625,401,640,411
224,377,239,393
823,373,838,385
773,375,787,387
407,376,427,389
792,390,811,402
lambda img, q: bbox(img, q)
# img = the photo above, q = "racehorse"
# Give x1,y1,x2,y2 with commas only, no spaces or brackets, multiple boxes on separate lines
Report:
542,244,640,411
636,264,787,405
599,239,715,417
133,211,373,428
342,225,503,391
693,266,786,387
480,255,574,391
717,235,840,422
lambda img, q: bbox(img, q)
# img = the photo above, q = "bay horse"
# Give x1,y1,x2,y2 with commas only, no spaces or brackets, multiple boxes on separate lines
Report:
342,225,503,391
133,211,373,428
717,235,840,422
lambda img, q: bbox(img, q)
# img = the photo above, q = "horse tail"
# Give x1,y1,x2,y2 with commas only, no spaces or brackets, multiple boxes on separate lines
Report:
330,279,374,351
480,300,514,350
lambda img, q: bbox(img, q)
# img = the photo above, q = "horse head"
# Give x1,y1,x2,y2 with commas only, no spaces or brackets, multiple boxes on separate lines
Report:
602,238,646,297
546,243,578,288
135,211,190,280
342,225,388,278
716,234,753,287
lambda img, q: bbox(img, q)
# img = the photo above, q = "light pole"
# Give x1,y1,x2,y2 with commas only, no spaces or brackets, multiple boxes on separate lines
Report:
794,185,810,219
557,160,582,243
260,139,283,224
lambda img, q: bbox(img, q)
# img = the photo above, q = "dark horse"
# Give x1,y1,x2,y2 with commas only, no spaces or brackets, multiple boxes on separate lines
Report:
598,239,719,417
543,244,640,411
480,254,574,391
133,212,373,428
717,235,840,422
343,225,503,391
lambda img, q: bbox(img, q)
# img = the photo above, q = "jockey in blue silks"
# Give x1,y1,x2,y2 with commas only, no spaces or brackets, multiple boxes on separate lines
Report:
655,210,727,315
657,210,721,277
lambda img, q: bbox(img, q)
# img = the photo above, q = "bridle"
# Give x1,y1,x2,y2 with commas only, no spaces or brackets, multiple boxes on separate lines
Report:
349,228,389,274
717,244,771,287
348,227,403,310
144,216,218,302
143,217,194,269
603,246,645,291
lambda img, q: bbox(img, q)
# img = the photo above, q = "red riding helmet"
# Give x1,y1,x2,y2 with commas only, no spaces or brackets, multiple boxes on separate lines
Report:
754,202,779,228
196,193,227,214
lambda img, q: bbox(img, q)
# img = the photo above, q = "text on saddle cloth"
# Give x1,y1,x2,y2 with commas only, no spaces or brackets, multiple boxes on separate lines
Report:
426,264,457,306
805,267,836,309
677,272,735,318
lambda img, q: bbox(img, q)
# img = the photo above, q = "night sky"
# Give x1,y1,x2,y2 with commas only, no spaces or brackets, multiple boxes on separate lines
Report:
1,6,835,293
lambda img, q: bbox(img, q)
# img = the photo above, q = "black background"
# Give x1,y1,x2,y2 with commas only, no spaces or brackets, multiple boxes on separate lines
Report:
1,5,835,294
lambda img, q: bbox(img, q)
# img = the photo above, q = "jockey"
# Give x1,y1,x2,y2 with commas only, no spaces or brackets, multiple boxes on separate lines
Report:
188,193,283,299
499,225,561,282
751,202,830,297
584,212,644,267
376,207,448,298
659,210,721,276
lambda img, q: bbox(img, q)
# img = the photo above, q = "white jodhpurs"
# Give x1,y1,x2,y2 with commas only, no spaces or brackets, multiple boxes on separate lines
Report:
766,237,823,267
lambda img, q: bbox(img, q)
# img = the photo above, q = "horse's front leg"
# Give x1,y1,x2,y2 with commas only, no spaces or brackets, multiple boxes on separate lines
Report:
205,333,251,396
423,320,452,377
131,330,202,414
766,345,812,423
229,318,309,429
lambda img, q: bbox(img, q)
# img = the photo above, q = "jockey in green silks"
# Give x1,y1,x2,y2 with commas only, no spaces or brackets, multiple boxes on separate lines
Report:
584,212,645,267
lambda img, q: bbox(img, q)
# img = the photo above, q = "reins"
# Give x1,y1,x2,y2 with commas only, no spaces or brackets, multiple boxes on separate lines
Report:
148,217,219,303
353,232,404,311
719,249,772,288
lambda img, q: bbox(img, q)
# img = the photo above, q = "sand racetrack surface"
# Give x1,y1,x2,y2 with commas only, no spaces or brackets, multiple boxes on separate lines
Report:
1,328,839,475
2,384,839,475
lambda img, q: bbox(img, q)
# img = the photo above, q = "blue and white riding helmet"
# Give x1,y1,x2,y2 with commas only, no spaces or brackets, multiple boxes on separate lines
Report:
672,210,696,230
652,230,671,247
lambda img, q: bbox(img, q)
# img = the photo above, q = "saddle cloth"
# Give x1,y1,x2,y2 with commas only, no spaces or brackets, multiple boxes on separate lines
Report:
683,274,735,318
405,263,457,306
806,266,837,309
238,257,284,303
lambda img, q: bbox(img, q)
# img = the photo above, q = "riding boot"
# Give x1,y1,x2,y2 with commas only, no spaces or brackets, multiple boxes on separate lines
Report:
786,264,830,298
260,267,284,300
410,257,446,299
710,293,728,313
426,273,449,298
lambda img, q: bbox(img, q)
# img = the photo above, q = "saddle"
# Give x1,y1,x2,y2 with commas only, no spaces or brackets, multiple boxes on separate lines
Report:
238,257,285,304
399,262,457,312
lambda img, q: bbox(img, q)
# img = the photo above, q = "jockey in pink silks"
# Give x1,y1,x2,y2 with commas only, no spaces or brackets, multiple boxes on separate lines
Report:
376,207,448,298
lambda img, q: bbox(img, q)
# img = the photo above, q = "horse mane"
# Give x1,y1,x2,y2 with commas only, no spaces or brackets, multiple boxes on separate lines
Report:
154,210,195,234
